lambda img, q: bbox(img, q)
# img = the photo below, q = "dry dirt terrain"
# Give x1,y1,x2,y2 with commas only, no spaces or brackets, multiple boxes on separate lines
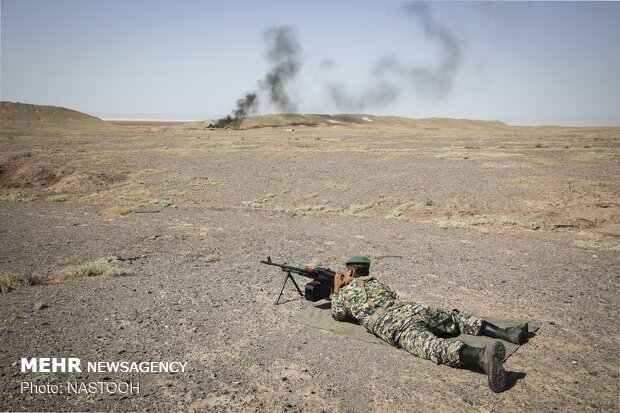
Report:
0,102,618,412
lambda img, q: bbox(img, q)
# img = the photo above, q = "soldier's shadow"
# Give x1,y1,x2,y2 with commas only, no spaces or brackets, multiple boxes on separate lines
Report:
504,371,527,390
275,296,306,305
463,365,526,391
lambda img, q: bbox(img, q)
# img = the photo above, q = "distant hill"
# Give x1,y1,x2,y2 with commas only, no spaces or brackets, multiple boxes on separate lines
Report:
1,102,111,131
198,113,512,130
0,102,514,132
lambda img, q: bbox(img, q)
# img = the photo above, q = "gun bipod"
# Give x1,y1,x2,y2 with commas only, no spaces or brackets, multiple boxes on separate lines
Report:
275,270,304,305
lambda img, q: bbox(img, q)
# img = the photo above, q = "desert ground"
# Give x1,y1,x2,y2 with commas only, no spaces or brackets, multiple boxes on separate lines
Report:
0,101,618,412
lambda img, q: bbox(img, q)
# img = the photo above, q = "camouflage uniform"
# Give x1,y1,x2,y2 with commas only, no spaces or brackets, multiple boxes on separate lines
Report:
331,277,483,366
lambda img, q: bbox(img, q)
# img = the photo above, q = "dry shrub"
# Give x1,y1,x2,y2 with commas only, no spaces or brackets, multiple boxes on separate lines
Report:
48,170,126,193
2,262,133,292
234,263,249,273
386,202,415,220
54,263,132,282
55,255,80,266
45,194,68,202
100,207,133,216
574,239,620,253
348,203,373,217
0,270,46,293
150,199,172,207
184,252,204,258
241,198,267,208
434,217,490,229
204,254,220,263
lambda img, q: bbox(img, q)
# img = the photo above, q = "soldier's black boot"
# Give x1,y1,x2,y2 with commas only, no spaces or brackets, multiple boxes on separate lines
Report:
482,321,529,344
460,342,507,393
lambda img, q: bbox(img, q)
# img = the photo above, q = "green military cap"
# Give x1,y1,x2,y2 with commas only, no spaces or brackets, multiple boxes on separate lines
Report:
345,255,371,270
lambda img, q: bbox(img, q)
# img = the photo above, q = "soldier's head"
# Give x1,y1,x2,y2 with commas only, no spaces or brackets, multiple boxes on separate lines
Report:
344,255,370,282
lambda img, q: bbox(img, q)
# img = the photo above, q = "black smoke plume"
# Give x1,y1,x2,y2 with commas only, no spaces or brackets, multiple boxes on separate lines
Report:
215,26,301,128
216,93,257,128
260,26,301,112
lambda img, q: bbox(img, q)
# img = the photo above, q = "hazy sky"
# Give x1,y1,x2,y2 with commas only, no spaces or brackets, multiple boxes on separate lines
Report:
2,0,619,125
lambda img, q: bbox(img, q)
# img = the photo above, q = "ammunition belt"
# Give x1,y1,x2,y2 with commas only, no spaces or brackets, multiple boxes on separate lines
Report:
365,300,398,333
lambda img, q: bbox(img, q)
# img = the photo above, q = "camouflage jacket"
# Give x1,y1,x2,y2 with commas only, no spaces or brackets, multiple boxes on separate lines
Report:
331,277,428,345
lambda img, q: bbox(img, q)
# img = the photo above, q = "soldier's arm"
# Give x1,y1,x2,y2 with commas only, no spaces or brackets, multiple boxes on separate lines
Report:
330,289,350,321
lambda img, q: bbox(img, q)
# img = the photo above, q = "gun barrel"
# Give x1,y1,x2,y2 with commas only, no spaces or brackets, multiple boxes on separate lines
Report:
261,258,334,280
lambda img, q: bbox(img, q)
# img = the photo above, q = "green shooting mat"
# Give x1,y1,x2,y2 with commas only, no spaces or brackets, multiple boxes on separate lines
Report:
291,302,538,360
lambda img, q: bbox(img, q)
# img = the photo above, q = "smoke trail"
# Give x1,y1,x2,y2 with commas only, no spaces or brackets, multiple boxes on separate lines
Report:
215,26,301,128
403,1,462,99
327,81,400,112
325,2,463,111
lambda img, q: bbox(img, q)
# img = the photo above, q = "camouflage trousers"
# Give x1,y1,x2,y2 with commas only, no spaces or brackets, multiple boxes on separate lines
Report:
393,305,483,366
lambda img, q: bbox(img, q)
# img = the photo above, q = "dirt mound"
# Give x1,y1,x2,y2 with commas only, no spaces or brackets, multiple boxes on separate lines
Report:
0,101,110,131
241,114,327,128
0,154,125,193
413,117,511,129
0,161,66,188
48,170,126,193
233,113,405,129
197,113,511,130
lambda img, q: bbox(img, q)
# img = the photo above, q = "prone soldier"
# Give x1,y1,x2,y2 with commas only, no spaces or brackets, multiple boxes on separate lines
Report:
331,255,528,393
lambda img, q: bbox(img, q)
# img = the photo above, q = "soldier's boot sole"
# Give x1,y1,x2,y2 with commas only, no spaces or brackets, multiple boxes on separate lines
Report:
482,341,506,393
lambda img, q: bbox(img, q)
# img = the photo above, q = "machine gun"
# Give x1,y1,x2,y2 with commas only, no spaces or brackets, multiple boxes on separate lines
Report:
261,256,335,305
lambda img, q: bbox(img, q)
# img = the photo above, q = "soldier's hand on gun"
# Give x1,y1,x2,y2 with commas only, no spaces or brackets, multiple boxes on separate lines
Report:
334,272,345,292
